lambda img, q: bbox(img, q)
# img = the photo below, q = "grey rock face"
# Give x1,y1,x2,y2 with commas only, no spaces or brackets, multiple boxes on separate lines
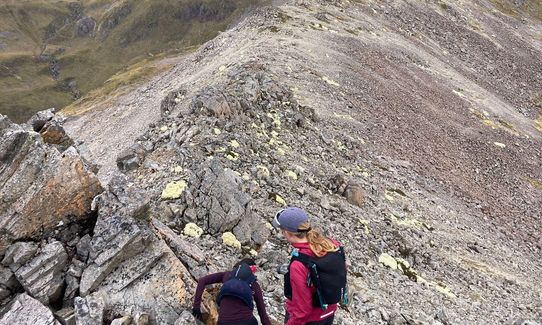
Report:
79,217,145,296
0,293,60,325
80,173,150,297
182,159,269,244
0,265,20,301
92,173,150,221
14,240,68,305
1,241,38,271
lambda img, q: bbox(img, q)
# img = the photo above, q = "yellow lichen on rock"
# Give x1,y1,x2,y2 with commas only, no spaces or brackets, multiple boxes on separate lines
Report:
172,166,183,174
161,181,187,200
230,139,240,148
226,151,239,161
357,218,370,235
267,112,281,128
322,76,340,86
435,283,457,298
379,253,398,269
222,232,241,249
285,170,298,180
274,194,287,206
184,223,203,238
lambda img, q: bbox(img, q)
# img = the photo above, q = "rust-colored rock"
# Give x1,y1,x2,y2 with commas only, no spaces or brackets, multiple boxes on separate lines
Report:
344,182,365,208
0,115,102,254
40,121,74,151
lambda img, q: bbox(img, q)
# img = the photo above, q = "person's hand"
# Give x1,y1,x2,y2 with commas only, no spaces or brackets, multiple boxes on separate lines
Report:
192,308,203,320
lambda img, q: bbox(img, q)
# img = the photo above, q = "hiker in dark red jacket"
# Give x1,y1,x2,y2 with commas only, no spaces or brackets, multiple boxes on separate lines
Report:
192,258,271,325
272,207,343,325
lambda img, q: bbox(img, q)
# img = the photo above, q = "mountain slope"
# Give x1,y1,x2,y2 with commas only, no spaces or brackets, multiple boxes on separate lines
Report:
58,0,542,323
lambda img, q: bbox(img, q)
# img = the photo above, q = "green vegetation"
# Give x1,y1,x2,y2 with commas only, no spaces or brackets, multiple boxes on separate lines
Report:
488,0,542,19
0,0,268,122
522,176,542,190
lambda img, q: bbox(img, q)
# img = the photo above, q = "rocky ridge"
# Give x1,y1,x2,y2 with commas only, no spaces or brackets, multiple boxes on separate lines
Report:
1,0,542,324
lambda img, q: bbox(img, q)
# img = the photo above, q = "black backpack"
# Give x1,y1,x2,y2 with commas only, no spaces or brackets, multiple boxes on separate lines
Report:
216,263,256,309
284,247,348,310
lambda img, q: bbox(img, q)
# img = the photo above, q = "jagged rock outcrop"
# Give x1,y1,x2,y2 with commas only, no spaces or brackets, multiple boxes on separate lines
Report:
0,114,103,255
79,174,150,296
76,174,194,324
0,293,60,325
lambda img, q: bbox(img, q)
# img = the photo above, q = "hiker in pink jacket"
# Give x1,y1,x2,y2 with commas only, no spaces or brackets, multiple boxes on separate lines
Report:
272,207,347,325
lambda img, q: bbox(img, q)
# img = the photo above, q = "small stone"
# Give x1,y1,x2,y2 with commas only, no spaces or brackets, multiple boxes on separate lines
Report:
257,166,270,179
494,142,506,148
322,76,340,86
378,253,398,269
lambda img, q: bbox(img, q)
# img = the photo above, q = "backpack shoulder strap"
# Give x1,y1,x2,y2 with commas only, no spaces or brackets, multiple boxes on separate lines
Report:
290,251,313,266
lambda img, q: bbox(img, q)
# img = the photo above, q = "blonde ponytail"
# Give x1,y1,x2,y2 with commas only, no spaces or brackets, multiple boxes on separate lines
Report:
296,222,337,257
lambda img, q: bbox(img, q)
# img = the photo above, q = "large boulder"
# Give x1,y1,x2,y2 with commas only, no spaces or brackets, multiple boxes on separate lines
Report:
0,293,60,325
0,115,103,254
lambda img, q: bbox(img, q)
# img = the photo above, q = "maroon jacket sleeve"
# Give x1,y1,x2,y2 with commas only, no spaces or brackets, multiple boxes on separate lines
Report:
252,280,271,325
192,271,228,309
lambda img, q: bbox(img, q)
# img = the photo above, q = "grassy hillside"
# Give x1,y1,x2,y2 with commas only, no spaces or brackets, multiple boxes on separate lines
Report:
0,0,267,123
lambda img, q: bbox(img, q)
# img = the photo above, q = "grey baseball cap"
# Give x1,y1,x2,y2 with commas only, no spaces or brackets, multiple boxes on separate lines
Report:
272,207,309,232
